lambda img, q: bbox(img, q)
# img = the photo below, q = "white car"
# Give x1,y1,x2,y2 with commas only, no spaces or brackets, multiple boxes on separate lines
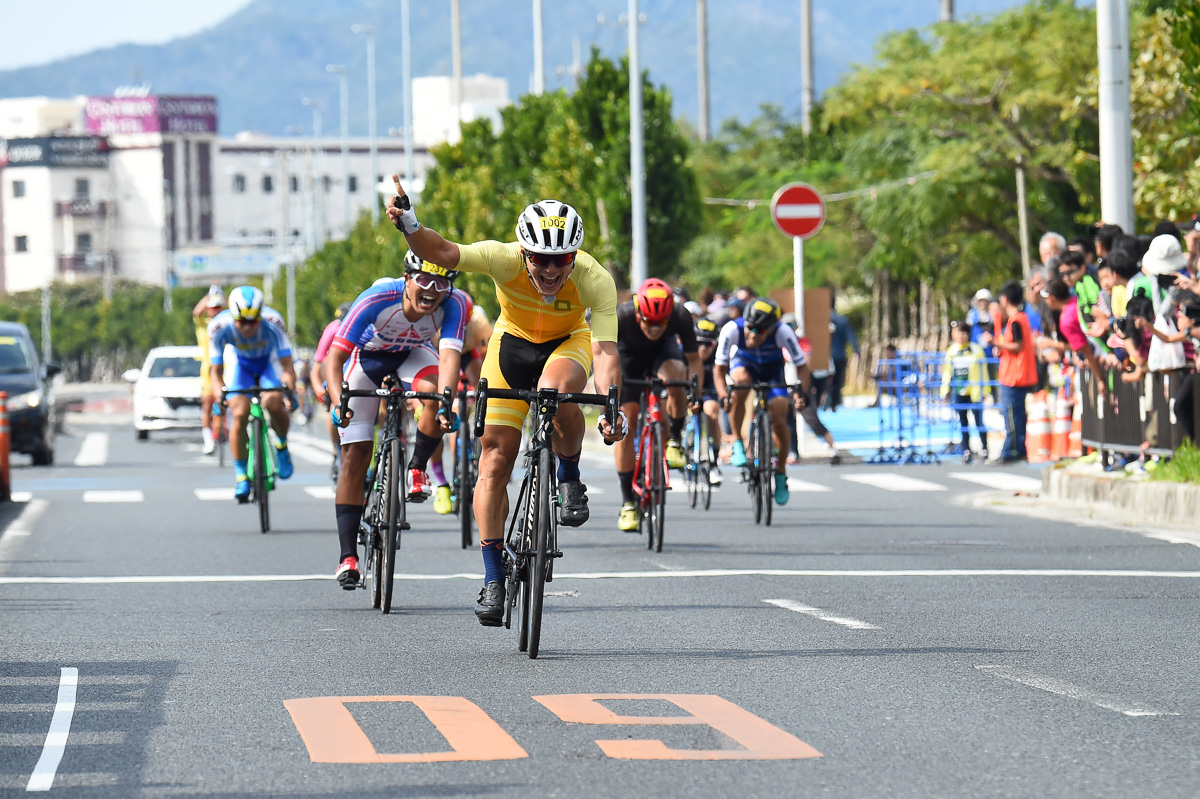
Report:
123,345,204,439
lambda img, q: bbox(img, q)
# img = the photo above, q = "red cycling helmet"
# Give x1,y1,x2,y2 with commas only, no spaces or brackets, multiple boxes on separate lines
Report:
635,278,676,324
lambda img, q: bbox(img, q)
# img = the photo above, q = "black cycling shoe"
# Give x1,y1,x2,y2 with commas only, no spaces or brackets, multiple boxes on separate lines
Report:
557,480,590,527
475,580,505,627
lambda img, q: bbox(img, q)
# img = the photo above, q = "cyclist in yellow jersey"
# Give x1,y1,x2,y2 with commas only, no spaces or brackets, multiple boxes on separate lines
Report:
386,177,627,626
192,286,227,455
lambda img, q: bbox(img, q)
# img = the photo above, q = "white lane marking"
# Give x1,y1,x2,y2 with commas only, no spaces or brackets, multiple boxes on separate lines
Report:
949,472,1042,493
304,486,336,500
11,491,33,502
842,473,946,492
82,490,144,503
764,598,879,629
0,500,49,562
73,433,109,467
787,478,831,492
289,430,335,454
26,666,78,792
7,568,1200,585
194,488,233,501
975,665,1179,717
286,439,333,465
585,485,604,495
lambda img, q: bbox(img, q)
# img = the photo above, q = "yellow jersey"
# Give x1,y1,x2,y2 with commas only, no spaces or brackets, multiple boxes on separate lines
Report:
456,241,618,344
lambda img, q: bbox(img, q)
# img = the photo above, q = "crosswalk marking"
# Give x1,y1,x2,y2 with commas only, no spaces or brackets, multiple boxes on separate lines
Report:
73,433,108,467
82,490,144,503
194,488,234,501
786,478,831,492
948,472,1042,493
840,473,946,492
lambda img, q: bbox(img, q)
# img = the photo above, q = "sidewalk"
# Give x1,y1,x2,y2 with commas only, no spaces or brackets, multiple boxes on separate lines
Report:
1041,457,1200,530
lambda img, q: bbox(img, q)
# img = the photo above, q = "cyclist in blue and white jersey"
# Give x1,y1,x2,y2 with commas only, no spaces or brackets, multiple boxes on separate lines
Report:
208,286,298,502
713,297,811,506
324,253,474,589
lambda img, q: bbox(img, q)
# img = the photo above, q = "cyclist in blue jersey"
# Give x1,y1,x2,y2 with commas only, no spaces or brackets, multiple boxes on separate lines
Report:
208,286,298,502
713,297,811,506
324,253,474,589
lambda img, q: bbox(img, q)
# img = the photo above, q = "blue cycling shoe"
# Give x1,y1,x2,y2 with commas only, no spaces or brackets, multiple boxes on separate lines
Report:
276,446,294,479
730,440,747,468
773,473,790,506
235,479,252,503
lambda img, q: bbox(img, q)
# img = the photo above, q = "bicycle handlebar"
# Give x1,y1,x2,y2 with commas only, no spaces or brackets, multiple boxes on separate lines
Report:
472,378,619,440
624,376,698,405
335,379,453,429
220,384,296,408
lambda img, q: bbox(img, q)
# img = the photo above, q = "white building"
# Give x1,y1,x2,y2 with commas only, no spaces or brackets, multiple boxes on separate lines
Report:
412,75,510,147
0,94,431,294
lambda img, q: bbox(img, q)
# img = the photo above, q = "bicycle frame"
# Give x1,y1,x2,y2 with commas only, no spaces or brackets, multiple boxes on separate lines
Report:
221,385,292,533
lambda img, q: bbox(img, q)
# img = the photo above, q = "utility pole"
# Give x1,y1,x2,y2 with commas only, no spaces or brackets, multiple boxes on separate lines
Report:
941,0,954,22
800,0,814,136
327,65,351,236
302,98,324,251
1013,106,1032,278
451,0,463,137
1097,0,1135,232
628,0,647,286
402,0,415,185
697,0,710,142
533,0,545,95
41,285,51,365
352,24,379,222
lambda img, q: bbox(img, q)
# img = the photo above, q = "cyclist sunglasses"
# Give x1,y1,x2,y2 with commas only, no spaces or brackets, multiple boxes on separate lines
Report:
525,251,576,269
410,272,452,292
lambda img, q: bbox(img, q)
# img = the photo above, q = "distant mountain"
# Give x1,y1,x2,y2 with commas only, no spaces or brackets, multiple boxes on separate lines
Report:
0,0,1028,138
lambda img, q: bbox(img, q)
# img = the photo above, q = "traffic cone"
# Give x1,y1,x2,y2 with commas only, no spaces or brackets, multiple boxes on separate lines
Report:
1026,391,1051,463
1050,392,1073,461
0,392,10,502
1068,400,1083,458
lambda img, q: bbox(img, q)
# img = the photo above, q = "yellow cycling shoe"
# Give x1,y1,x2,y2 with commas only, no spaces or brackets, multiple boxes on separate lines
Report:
665,439,686,469
617,502,639,533
433,485,453,515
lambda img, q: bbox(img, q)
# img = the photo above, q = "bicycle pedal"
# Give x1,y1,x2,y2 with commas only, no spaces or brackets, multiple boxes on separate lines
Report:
400,522,411,531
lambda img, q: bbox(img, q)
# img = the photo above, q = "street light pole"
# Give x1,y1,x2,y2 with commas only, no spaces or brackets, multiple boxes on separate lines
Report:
327,64,351,236
800,0,814,136
1097,0,1135,232
352,24,379,222
697,0,710,142
302,97,324,251
451,0,463,136
533,0,545,95
628,0,647,287
402,0,415,185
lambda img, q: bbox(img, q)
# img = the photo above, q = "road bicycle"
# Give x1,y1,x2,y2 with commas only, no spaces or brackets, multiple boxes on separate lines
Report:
625,377,693,553
683,380,719,511
220,385,294,534
472,378,618,659
338,377,452,614
450,387,478,549
728,382,805,527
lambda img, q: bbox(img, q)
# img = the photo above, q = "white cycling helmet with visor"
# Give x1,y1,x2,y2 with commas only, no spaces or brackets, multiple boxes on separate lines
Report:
228,286,264,321
515,200,584,256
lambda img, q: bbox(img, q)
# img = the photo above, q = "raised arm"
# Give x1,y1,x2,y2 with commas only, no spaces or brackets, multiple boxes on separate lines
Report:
384,175,461,268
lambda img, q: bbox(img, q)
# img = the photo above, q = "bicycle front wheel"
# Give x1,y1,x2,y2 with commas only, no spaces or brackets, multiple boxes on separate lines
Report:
684,419,698,508
527,447,553,659
650,423,666,553
759,417,774,527
380,437,403,614
458,430,473,549
702,436,714,511
748,420,763,525
252,418,270,533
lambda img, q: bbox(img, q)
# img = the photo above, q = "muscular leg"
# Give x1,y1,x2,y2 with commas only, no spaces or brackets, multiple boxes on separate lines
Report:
474,426,522,544
262,393,290,441
768,396,791,475
539,358,589,458
728,366,752,444
228,395,251,461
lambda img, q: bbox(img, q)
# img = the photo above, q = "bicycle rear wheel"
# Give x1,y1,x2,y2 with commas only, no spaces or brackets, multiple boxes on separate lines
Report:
527,447,553,659
684,418,698,508
380,437,403,614
702,436,714,511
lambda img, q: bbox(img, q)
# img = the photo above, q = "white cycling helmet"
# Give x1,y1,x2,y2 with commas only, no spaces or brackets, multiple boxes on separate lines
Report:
515,199,584,255
228,285,264,321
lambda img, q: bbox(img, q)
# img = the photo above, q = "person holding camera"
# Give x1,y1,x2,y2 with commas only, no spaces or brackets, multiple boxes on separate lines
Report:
1041,279,1110,405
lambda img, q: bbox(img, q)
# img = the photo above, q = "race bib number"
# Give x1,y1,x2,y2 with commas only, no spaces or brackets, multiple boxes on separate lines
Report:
539,217,567,230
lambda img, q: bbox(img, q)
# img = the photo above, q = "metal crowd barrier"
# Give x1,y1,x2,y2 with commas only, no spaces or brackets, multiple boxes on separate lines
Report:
1079,368,1199,462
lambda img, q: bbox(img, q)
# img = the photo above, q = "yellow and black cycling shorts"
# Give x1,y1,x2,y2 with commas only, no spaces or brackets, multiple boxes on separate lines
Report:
479,326,593,429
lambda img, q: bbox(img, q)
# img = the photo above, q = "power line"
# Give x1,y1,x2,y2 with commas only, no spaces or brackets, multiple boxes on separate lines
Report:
701,170,937,207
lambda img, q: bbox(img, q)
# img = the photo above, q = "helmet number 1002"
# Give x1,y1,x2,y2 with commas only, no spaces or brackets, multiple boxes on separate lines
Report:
539,217,567,230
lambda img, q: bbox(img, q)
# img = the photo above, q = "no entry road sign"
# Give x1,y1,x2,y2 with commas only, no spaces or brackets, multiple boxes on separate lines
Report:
770,183,826,239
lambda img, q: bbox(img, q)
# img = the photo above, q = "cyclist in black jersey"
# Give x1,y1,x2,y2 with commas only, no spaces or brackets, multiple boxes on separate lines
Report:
613,279,701,531
693,318,723,485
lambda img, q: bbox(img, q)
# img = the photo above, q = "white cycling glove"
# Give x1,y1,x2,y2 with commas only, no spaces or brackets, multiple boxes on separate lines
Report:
598,410,628,439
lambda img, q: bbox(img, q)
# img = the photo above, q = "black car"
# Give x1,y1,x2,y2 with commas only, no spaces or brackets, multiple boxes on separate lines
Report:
0,321,60,465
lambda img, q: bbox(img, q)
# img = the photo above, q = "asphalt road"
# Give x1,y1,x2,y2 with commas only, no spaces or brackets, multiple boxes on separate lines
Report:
2,401,1199,797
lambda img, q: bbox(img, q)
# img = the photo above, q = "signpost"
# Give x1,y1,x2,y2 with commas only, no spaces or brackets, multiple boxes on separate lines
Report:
770,182,825,337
